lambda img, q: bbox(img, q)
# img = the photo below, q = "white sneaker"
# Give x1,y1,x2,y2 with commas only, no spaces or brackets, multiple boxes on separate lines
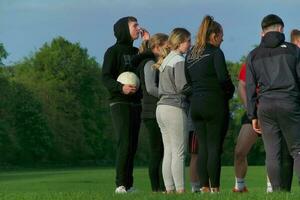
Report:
266,186,273,193
127,187,137,193
266,182,273,193
115,186,127,194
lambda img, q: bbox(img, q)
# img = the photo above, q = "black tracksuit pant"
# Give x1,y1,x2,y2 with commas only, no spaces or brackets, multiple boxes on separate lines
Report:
258,99,300,191
190,94,229,188
143,118,165,191
280,138,294,191
110,102,141,189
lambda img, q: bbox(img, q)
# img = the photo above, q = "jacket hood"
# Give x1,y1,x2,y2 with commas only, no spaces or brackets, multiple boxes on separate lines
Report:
159,51,184,72
113,17,133,45
261,31,285,48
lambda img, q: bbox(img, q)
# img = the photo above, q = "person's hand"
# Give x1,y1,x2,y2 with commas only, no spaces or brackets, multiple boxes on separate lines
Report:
122,84,137,95
252,119,262,134
140,28,150,41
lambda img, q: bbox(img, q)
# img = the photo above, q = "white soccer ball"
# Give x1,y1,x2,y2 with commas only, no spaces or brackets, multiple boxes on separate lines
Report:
117,71,140,89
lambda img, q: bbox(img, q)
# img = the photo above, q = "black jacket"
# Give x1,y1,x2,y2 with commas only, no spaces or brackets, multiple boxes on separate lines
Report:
185,43,234,100
246,31,300,120
136,57,159,119
102,17,141,103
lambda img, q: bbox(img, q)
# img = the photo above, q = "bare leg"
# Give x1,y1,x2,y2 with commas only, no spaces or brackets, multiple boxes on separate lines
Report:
234,124,258,189
190,153,200,192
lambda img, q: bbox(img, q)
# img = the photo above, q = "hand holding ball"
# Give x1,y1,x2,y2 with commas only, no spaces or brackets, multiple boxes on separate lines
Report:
117,72,140,95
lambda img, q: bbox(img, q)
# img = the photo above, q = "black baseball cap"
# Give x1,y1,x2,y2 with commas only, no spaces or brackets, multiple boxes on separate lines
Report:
261,14,284,29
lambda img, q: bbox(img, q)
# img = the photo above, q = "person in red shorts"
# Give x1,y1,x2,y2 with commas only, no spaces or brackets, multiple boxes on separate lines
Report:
232,63,262,192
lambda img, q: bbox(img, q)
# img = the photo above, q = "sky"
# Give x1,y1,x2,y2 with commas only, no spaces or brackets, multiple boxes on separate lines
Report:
1,0,300,65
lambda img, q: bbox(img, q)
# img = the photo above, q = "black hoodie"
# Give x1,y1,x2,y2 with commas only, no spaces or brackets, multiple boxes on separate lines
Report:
246,31,300,120
102,17,141,103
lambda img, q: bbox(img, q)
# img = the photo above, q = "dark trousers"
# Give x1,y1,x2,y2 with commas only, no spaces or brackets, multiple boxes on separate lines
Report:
241,112,293,191
191,95,229,188
110,102,141,189
143,118,165,191
280,139,294,191
258,100,300,191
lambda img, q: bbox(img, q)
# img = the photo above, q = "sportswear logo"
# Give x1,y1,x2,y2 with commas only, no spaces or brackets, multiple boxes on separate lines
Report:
280,44,287,48
123,55,133,70
186,54,210,69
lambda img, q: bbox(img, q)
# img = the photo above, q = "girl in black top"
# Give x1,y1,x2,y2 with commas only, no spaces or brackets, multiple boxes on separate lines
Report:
137,33,168,192
185,15,234,193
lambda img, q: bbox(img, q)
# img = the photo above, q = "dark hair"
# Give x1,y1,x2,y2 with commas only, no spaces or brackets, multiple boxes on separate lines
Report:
191,15,222,57
291,29,300,43
127,16,137,23
261,14,284,29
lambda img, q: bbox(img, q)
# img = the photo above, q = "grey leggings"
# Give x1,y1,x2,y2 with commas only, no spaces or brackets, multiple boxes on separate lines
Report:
156,105,187,191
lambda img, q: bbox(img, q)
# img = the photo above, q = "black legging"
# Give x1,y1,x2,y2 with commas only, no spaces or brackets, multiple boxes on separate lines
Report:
143,119,165,191
191,94,229,188
110,102,141,190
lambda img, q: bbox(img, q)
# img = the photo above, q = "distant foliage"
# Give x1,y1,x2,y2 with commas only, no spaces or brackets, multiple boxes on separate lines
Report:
0,37,114,166
0,43,8,65
0,38,265,166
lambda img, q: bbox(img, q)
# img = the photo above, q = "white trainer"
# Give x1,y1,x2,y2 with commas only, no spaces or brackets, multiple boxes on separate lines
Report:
115,186,127,194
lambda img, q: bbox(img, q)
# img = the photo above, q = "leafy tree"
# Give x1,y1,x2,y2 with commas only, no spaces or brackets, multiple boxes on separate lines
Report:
12,37,111,164
0,43,8,65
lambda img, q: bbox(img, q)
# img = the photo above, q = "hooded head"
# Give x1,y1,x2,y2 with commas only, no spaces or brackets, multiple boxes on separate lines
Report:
113,16,139,45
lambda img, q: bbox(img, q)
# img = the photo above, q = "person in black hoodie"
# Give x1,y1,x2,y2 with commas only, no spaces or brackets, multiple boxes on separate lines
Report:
185,15,234,193
102,16,150,193
246,14,300,191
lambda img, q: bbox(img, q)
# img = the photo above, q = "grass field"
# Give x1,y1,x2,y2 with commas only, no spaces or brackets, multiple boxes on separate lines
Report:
0,166,299,200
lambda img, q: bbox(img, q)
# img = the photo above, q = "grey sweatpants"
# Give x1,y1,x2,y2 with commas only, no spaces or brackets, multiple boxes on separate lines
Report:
156,105,188,191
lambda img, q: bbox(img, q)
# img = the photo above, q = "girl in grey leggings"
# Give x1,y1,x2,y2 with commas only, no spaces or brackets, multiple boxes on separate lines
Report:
155,28,191,193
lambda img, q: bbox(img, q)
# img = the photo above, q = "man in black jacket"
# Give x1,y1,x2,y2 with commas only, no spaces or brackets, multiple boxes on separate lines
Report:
246,14,300,191
102,16,149,193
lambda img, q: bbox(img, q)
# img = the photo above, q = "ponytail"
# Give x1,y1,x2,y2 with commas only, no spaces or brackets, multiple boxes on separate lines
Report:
153,45,170,69
190,15,222,58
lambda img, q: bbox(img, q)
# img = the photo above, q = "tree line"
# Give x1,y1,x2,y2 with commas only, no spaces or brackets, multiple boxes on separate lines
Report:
0,37,265,167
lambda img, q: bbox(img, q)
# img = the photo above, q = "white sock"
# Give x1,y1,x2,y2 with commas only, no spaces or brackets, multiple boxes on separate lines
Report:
266,180,273,193
235,177,245,190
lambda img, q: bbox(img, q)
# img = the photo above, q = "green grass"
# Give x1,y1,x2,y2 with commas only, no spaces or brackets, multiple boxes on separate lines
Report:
0,166,299,199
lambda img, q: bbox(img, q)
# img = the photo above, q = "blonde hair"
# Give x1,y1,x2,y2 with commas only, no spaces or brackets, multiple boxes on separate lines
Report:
154,28,190,69
190,15,222,59
139,33,168,53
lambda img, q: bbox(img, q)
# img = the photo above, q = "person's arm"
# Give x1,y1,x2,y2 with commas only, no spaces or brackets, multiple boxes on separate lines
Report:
213,49,235,99
144,60,159,98
238,80,247,109
246,54,258,121
174,61,190,94
183,57,193,96
296,47,300,88
102,48,123,93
